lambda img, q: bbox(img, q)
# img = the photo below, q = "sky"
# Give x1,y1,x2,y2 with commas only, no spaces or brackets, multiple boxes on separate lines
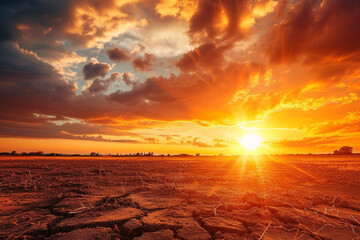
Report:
0,0,359,155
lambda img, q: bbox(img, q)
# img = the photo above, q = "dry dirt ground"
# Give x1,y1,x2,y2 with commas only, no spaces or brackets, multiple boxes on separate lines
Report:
0,155,360,240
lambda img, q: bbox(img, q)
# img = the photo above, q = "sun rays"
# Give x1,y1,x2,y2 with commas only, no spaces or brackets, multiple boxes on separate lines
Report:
239,133,263,151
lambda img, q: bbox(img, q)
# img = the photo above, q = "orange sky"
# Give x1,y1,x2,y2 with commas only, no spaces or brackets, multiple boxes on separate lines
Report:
0,0,359,154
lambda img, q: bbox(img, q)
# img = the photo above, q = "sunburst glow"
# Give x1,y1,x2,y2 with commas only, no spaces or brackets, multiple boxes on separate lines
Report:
239,133,263,150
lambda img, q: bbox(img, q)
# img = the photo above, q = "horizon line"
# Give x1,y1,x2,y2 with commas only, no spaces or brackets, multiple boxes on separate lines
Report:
1,150,359,157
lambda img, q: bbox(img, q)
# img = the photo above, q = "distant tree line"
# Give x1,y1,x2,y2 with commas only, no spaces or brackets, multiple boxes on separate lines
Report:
0,151,206,157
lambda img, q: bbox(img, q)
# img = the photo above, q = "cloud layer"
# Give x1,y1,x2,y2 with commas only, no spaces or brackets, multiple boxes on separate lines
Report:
1,0,360,153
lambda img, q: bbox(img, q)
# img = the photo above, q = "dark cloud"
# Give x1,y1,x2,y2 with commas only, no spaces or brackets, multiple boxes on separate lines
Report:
265,0,360,65
0,0,275,143
87,72,122,93
176,42,230,72
106,48,131,62
131,53,156,71
88,78,109,93
0,41,120,127
82,62,111,80
275,0,288,19
0,114,141,144
108,61,267,121
0,0,136,47
19,42,76,61
0,42,76,120
107,77,185,120
0,0,266,124
0,37,269,145
189,0,228,41
122,72,140,88
188,0,268,42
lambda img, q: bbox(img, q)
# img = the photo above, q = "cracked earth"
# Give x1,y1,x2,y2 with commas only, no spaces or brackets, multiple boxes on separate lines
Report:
1,155,360,239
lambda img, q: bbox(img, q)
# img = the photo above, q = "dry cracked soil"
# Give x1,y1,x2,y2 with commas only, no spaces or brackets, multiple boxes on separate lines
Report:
1,155,360,240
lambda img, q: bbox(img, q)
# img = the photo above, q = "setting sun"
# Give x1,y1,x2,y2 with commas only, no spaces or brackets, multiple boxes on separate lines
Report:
239,133,263,150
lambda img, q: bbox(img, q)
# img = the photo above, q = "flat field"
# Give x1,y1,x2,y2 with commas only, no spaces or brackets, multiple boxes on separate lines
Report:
0,155,360,240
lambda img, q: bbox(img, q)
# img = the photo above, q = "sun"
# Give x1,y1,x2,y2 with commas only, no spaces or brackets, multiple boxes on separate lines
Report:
239,133,263,150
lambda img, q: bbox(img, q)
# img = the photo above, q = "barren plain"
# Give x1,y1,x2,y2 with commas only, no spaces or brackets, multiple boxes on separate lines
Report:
0,155,360,239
